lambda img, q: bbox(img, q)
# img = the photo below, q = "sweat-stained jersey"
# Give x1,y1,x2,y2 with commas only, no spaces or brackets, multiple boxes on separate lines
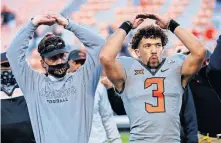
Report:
117,54,185,143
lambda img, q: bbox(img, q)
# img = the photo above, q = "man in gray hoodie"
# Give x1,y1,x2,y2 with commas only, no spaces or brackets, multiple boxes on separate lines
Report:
7,13,105,143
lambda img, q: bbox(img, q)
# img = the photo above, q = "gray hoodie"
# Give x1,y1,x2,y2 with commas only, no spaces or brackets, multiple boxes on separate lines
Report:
7,20,105,143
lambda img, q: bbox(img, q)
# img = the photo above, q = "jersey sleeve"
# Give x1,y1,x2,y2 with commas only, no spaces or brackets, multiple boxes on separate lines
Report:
116,56,135,80
174,53,186,67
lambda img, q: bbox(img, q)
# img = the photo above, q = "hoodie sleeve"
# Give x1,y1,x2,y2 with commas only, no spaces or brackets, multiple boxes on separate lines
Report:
7,21,44,99
65,20,105,96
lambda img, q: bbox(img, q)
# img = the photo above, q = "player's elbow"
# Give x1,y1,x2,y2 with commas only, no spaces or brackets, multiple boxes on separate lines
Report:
198,47,206,60
193,44,206,60
100,53,114,67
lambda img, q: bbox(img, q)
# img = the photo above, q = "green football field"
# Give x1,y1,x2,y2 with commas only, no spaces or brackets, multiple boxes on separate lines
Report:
120,132,129,143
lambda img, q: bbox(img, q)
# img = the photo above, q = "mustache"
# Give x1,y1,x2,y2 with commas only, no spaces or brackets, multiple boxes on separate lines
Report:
150,55,158,59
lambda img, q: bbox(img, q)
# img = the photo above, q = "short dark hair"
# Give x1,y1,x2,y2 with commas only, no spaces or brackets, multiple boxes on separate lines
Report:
131,25,168,49
38,33,65,57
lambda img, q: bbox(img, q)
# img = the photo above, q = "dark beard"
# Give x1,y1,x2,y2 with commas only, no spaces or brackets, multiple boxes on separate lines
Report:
146,61,160,69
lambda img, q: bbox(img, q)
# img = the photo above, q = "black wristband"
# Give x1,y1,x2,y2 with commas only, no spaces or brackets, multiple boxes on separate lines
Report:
119,21,133,34
168,19,180,33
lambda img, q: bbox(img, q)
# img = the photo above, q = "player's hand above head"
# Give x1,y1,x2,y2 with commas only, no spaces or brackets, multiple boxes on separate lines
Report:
49,13,68,27
32,14,56,26
137,13,170,29
129,14,145,29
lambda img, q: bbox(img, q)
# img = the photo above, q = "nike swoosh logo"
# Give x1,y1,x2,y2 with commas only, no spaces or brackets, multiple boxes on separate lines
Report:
161,68,169,72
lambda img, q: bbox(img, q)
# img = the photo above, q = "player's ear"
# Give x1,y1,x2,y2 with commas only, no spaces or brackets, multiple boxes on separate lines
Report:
134,48,140,58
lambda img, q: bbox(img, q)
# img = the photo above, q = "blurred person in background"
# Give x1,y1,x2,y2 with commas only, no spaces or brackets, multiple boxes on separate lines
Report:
7,13,105,143
1,5,16,28
1,52,35,143
100,13,206,143
67,50,87,73
206,35,221,97
67,49,122,143
191,41,221,143
174,35,221,143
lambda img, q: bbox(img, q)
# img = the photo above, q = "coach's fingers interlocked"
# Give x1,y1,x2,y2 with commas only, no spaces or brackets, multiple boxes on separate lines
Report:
32,15,56,26
50,14,68,27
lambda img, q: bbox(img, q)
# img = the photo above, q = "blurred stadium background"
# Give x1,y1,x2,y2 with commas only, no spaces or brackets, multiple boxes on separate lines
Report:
1,0,221,142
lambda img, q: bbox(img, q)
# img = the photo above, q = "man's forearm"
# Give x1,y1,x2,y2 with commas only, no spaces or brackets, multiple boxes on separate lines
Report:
174,26,205,57
6,21,39,94
64,20,105,50
7,21,38,72
100,29,127,62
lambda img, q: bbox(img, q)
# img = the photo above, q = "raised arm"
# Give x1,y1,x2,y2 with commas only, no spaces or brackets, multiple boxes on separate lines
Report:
99,16,144,91
51,14,105,56
65,20,105,55
174,26,206,86
99,28,127,91
51,14,105,94
6,15,55,97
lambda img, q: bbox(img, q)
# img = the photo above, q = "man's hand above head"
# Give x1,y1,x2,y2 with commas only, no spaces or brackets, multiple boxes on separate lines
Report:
31,14,56,26
50,13,69,27
136,13,170,29
129,14,145,29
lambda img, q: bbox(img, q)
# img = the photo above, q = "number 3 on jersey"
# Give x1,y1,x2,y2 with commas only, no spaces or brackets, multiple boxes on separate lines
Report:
144,77,165,113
